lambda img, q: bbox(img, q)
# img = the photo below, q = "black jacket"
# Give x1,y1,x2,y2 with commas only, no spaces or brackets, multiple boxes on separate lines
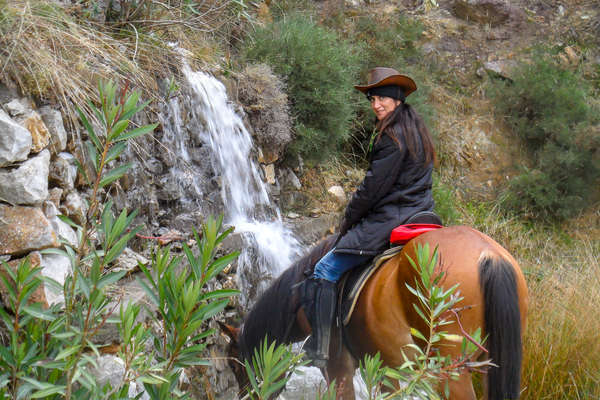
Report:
334,128,434,256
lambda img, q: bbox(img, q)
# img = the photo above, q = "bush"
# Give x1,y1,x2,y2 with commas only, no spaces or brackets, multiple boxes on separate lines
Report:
242,15,362,162
488,57,600,220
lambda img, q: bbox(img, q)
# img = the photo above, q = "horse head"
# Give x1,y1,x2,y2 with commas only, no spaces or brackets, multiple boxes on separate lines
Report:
219,321,250,395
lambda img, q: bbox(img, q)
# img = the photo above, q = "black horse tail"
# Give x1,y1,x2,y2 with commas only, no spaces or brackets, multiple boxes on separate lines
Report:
479,256,523,400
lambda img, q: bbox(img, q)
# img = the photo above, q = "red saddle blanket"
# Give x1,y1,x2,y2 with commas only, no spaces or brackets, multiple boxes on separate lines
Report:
389,223,443,245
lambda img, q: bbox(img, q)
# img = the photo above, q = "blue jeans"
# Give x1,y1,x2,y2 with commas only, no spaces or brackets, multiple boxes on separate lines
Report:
312,248,372,283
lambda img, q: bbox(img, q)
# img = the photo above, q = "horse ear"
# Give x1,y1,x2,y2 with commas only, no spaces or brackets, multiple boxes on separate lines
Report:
218,321,240,343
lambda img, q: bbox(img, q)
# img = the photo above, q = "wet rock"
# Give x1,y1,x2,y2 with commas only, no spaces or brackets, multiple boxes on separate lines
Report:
0,109,32,167
157,174,183,201
40,252,71,306
24,112,51,153
39,106,68,155
49,152,77,189
0,252,48,307
452,0,523,27
0,204,59,256
0,149,50,205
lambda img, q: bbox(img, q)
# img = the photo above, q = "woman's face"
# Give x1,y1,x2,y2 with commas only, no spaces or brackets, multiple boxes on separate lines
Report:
370,95,402,121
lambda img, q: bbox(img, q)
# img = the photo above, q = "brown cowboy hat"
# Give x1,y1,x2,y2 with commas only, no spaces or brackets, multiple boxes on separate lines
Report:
354,67,417,97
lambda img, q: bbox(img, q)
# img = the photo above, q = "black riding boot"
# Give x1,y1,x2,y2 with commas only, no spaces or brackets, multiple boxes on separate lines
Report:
304,278,337,368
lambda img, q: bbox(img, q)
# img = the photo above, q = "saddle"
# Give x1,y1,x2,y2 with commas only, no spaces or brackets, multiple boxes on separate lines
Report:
339,211,443,325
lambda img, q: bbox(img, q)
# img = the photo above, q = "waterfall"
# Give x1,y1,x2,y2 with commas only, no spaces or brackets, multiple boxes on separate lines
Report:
160,65,302,306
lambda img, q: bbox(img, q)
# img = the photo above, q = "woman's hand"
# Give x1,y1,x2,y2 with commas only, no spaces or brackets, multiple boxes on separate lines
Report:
339,217,352,236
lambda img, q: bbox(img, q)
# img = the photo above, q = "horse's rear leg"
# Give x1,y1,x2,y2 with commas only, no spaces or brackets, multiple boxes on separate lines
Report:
325,345,356,400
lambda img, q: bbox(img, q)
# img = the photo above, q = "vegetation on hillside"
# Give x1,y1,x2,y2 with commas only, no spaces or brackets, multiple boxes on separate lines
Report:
0,0,599,398
488,55,600,220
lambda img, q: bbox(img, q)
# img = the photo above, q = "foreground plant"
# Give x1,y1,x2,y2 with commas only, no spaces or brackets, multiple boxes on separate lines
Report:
0,81,239,399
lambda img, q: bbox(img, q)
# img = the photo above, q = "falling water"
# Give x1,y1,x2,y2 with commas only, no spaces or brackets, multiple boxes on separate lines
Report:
180,65,302,305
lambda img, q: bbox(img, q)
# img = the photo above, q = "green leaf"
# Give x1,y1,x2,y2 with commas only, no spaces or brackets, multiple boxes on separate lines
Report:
116,123,158,142
99,163,132,188
22,305,56,321
108,119,129,141
54,345,81,361
97,270,127,290
105,141,127,163
30,385,66,398
76,106,101,151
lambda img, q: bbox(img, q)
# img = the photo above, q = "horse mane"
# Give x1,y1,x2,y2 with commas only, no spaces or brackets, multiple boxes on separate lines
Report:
238,234,338,361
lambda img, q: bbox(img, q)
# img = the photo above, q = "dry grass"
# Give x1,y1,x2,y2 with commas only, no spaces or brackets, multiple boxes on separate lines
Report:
0,0,238,129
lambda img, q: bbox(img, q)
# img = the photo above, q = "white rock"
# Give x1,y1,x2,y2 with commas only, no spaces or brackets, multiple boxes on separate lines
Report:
113,247,149,273
40,252,72,306
4,98,30,117
327,185,346,203
43,201,79,247
39,106,68,154
0,149,50,205
0,109,32,167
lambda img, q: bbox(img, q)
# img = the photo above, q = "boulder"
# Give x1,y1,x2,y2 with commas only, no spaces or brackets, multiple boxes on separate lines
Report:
23,112,51,153
0,109,32,167
49,152,77,189
451,0,523,27
38,106,68,155
0,149,50,205
0,204,59,256
0,252,48,307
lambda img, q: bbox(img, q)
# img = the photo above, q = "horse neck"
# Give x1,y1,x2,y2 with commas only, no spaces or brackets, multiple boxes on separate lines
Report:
238,235,338,360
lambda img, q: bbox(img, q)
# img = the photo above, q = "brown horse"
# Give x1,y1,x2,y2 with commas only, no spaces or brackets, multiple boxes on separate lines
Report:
222,226,528,399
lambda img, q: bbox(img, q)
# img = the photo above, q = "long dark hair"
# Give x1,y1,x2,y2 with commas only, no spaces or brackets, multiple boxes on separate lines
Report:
376,102,436,164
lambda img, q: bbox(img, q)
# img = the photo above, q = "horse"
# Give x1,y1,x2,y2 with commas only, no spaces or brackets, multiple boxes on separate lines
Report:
221,225,528,400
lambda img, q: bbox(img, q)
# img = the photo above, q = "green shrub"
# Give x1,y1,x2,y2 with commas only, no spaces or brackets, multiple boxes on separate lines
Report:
433,174,460,226
488,57,600,219
242,15,362,162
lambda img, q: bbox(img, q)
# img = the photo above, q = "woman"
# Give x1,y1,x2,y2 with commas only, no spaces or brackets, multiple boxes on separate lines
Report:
304,67,436,367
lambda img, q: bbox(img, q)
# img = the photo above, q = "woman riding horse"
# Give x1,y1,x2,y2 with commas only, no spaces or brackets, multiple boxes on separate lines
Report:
304,67,436,367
